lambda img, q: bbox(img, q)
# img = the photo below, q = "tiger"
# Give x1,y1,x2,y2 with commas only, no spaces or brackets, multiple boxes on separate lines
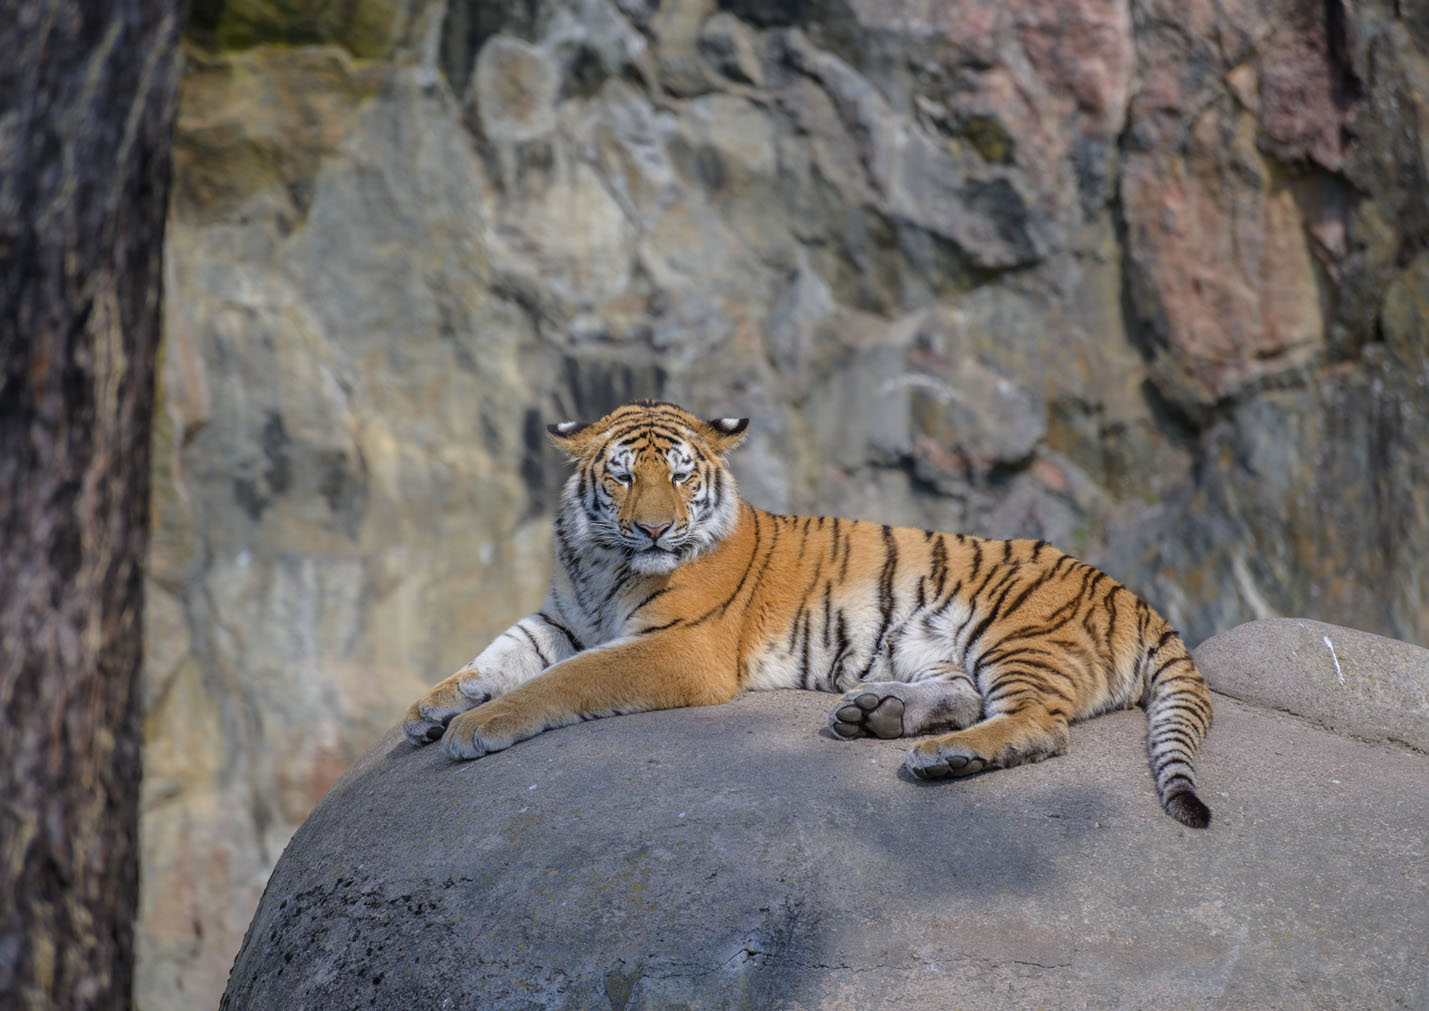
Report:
404,399,1214,828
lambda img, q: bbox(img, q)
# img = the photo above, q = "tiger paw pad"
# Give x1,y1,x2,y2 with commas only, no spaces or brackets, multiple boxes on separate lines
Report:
829,691,906,740
904,747,989,780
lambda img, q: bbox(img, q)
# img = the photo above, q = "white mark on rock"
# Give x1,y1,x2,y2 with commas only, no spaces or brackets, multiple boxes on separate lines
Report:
528,783,538,790
1323,635,1344,685
876,373,969,406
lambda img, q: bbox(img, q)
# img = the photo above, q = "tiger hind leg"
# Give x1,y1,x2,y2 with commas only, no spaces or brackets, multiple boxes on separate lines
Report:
902,705,1073,779
828,663,982,741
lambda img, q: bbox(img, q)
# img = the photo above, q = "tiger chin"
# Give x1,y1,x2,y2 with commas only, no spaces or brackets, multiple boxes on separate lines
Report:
404,400,1213,829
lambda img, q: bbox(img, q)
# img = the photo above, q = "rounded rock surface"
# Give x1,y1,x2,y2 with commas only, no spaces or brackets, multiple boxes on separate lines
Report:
222,684,1429,1009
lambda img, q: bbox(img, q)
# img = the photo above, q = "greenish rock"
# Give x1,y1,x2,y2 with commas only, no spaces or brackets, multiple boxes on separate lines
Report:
185,0,424,60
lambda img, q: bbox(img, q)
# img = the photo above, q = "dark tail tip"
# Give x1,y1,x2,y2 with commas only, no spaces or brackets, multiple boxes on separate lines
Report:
1165,790,1212,829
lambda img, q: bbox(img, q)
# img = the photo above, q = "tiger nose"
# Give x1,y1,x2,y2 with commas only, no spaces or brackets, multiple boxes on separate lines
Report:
636,521,671,543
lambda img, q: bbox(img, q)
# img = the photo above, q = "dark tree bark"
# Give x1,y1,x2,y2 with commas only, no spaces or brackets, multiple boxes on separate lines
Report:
0,2,184,1008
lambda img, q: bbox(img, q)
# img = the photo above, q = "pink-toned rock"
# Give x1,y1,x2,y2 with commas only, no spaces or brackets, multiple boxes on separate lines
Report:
1256,0,1357,170
1016,0,1134,132
1120,0,1357,407
1121,133,1324,405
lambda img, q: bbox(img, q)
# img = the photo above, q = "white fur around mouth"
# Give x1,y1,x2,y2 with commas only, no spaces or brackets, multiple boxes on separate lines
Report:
629,545,681,574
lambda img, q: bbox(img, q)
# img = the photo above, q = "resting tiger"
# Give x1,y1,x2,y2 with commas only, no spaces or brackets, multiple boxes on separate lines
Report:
405,400,1214,828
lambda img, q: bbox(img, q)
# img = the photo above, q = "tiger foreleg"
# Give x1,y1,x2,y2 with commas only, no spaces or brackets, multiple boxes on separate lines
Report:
441,630,737,760
404,611,583,746
828,664,982,741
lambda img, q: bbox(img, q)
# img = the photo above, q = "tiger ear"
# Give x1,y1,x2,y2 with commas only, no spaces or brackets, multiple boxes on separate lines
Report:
701,416,750,455
546,419,596,458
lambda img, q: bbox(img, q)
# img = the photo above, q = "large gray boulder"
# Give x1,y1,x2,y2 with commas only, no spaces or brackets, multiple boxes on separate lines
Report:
221,623,1429,1010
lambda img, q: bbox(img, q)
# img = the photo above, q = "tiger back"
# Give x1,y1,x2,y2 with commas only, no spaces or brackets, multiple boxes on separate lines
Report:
404,400,1213,828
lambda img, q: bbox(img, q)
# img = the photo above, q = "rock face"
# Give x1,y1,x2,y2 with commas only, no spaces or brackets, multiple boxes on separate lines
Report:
218,637,1429,1009
142,0,1429,1006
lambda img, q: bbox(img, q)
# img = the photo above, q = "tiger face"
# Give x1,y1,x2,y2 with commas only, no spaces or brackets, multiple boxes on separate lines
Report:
548,401,748,575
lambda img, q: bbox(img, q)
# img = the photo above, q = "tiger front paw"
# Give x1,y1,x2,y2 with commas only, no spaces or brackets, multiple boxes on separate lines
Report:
440,702,526,760
403,669,493,746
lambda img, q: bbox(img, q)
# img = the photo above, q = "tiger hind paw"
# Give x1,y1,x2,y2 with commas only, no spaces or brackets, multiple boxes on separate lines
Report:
903,742,992,780
828,688,907,740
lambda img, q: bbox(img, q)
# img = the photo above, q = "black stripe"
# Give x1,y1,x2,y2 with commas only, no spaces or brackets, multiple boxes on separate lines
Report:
536,611,586,653
995,574,1045,625
978,640,1059,668
961,567,1020,654
830,610,851,684
516,623,552,667
716,504,762,615
1159,771,1194,791
677,505,759,631
1153,753,1192,778
1149,654,1192,683
988,671,1075,706
985,652,1078,685
607,419,690,444
821,581,833,650
936,578,965,616
600,567,637,609
637,618,682,636
627,587,674,621
1146,627,1179,660
857,526,899,681
798,609,813,688
930,535,948,598
735,512,783,619
787,604,806,653
1080,573,1110,636
1152,726,1200,752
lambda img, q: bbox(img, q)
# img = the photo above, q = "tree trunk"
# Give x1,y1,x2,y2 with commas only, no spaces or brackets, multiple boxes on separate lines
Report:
0,1,184,1008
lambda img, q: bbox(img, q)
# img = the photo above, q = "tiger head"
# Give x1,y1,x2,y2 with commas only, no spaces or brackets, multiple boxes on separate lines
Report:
548,400,748,575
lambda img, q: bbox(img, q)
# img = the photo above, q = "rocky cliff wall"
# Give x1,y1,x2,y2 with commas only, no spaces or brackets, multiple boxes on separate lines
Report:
139,0,1429,1006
